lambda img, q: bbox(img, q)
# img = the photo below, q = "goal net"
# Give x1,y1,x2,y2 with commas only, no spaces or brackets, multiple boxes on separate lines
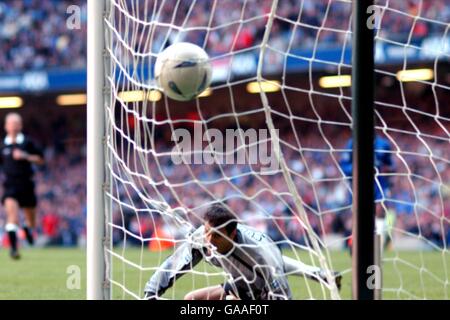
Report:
96,0,450,299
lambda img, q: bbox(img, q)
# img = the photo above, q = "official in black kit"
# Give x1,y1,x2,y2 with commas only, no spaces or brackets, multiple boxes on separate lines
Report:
1,113,44,259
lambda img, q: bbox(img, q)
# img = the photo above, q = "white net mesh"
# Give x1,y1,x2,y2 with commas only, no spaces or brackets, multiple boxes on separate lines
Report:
103,0,450,299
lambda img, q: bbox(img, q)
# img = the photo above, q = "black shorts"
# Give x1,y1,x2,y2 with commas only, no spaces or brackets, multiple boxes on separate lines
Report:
222,282,252,300
222,281,291,300
2,180,37,208
222,282,267,300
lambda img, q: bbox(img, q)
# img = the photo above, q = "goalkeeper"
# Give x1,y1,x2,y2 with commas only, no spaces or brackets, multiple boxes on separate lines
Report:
144,203,341,300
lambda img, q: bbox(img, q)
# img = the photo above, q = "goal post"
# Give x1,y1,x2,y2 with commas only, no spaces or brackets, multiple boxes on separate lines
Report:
352,0,375,300
87,0,109,300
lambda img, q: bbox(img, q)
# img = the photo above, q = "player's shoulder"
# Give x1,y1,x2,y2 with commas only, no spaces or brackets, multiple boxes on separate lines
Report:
22,135,44,154
236,224,269,243
235,224,278,261
22,134,37,146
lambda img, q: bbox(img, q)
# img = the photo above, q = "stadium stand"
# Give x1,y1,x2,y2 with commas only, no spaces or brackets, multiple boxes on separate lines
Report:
0,0,449,70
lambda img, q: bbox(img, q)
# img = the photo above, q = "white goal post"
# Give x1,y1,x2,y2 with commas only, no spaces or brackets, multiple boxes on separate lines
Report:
87,0,450,300
87,0,108,300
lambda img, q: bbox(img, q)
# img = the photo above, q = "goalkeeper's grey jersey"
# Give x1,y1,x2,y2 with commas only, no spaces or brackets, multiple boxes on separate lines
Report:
144,224,292,300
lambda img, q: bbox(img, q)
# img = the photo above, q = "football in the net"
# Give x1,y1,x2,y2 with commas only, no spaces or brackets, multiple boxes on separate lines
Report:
154,42,212,101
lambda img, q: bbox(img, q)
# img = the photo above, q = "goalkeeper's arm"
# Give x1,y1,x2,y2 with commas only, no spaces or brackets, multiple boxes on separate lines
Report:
144,241,203,299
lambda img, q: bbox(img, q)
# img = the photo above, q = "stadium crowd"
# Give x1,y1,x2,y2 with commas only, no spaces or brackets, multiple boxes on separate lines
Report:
110,120,450,250
0,114,447,250
0,0,449,71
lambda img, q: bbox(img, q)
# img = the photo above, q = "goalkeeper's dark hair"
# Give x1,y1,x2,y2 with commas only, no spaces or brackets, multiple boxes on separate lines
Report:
204,203,237,235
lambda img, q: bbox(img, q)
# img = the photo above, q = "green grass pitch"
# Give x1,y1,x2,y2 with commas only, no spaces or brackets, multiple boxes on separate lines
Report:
0,248,448,299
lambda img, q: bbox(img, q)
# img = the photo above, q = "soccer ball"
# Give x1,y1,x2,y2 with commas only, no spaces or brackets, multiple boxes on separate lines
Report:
154,42,212,101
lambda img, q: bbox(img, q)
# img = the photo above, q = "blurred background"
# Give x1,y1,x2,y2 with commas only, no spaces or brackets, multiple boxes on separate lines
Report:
0,0,448,250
